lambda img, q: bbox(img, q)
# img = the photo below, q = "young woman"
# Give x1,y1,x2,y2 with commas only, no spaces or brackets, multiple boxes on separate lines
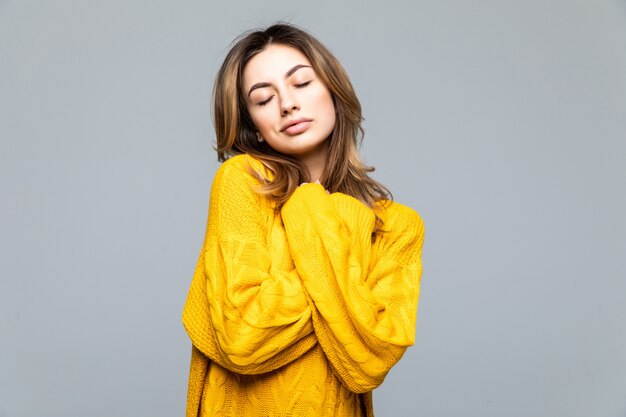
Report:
182,23,425,417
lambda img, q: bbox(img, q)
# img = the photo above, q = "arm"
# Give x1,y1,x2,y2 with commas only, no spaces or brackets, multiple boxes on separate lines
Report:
281,183,425,393
182,156,316,375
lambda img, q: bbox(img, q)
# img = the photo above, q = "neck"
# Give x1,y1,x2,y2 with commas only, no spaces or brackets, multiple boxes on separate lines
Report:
297,141,329,182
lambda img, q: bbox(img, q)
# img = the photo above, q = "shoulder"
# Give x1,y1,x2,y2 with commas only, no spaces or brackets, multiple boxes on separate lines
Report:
377,199,425,236
212,154,267,189
216,154,261,179
210,155,276,214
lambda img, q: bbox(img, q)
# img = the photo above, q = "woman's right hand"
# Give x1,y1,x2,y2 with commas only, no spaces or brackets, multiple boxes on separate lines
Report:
299,179,330,193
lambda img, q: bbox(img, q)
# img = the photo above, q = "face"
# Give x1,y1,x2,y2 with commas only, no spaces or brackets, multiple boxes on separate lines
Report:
242,44,336,161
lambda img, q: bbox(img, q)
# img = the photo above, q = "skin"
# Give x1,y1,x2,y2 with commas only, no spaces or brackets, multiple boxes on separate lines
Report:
242,44,336,181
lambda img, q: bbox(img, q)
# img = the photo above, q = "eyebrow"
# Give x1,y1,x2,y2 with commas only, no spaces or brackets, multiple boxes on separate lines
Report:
247,64,311,97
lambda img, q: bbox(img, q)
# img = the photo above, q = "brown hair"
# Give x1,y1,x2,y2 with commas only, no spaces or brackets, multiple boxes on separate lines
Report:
213,23,392,210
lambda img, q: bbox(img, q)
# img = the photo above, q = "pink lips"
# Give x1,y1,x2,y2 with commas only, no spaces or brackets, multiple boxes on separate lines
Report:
281,118,312,135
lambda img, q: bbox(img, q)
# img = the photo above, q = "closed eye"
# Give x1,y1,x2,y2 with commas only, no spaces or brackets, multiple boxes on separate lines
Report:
256,80,311,106
257,96,274,106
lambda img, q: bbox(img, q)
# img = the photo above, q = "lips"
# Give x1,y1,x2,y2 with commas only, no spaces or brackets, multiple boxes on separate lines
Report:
281,118,312,134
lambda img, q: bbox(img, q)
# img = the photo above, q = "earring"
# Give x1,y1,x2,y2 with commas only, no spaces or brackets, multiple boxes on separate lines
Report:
256,132,264,142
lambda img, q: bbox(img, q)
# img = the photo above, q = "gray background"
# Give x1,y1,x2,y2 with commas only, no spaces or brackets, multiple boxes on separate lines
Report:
1,0,625,416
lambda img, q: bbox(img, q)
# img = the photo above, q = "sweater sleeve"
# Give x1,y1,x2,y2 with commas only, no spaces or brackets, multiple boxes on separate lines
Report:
182,156,316,375
281,183,425,393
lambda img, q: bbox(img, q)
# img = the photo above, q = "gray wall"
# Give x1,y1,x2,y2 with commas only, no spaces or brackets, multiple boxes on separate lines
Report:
1,1,625,416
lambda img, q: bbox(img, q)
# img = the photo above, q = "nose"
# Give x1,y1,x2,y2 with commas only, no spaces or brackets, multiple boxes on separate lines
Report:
280,90,300,116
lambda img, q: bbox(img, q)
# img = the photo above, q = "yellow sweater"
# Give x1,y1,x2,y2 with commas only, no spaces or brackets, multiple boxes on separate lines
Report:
182,154,424,417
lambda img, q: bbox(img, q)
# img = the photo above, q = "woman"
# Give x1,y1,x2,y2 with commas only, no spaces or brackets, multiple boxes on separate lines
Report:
182,23,425,417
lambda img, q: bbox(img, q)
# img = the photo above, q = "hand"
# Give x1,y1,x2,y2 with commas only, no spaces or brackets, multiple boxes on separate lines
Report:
299,179,330,194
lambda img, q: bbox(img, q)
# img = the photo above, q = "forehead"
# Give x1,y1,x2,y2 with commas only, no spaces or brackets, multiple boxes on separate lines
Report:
242,44,312,86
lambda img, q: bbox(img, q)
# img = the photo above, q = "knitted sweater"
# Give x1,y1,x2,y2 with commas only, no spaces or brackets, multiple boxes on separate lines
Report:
182,154,424,417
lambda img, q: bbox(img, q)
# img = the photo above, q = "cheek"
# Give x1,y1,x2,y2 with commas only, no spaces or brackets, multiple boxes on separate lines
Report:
319,93,336,131
247,107,272,132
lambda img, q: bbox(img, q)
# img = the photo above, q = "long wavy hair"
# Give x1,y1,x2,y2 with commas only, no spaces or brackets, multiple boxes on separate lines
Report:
213,23,392,210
